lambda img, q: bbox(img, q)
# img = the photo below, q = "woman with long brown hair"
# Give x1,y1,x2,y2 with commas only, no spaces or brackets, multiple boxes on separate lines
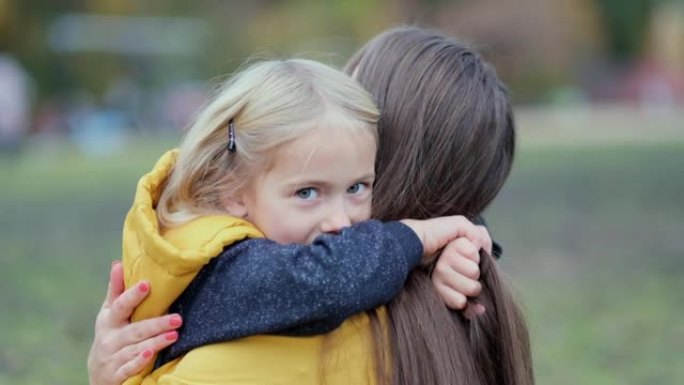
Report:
88,26,533,385
348,27,533,385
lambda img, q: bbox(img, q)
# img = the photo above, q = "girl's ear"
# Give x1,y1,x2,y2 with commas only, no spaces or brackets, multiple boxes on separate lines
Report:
220,193,248,218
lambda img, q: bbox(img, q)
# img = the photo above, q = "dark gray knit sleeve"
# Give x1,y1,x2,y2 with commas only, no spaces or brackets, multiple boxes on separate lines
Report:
157,220,422,365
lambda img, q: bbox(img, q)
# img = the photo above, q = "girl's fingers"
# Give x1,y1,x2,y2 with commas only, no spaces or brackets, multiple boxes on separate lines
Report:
109,281,151,326
433,282,468,310
463,301,487,319
118,314,183,347
477,226,493,256
451,254,481,281
457,220,485,251
444,237,480,264
434,260,482,298
469,302,486,315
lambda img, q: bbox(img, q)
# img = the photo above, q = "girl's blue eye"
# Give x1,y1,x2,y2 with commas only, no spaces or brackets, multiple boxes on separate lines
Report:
347,183,368,195
295,187,319,201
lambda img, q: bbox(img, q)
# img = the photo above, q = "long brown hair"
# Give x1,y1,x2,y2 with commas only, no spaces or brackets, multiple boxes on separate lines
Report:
345,27,534,385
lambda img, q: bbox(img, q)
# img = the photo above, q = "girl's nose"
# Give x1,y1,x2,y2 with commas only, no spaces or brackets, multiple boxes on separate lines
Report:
320,203,352,234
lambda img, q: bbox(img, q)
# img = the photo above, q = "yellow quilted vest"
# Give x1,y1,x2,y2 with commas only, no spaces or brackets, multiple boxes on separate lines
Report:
122,150,383,385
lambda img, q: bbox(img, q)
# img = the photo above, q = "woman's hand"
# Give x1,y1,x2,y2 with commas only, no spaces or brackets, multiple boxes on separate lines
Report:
87,261,182,385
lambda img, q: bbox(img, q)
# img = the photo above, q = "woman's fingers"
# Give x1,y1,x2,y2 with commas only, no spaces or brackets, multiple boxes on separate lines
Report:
102,261,124,309
104,261,125,309
89,261,183,385
89,309,181,384
91,331,178,385
108,281,151,326
117,313,183,348
118,329,179,364
112,328,180,382
113,348,155,385
89,311,181,385
92,282,153,364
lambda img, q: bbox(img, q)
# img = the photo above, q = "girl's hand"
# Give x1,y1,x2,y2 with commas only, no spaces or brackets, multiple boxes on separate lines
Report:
400,215,490,259
432,236,488,312
87,261,182,385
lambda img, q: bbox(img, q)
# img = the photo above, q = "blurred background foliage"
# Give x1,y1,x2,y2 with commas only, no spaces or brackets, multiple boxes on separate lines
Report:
0,0,683,384
1,0,683,109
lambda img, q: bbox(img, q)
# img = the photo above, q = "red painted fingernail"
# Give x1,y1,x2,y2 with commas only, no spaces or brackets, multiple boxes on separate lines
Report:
169,314,183,327
165,331,178,341
138,282,150,293
142,349,154,359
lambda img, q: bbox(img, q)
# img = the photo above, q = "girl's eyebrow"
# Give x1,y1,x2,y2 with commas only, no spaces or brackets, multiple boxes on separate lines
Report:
283,173,375,192
285,180,329,189
356,173,376,181
285,172,375,187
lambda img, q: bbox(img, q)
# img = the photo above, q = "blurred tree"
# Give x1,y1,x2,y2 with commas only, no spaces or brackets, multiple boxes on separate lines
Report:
5,0,671,110
431,0,603,103
593,0,655,60
242,0,397,66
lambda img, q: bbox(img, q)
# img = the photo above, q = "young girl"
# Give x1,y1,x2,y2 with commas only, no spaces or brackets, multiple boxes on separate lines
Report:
121,59,490,384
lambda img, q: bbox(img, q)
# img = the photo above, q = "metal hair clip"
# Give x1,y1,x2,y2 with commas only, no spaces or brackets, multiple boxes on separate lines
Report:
227,119,236,153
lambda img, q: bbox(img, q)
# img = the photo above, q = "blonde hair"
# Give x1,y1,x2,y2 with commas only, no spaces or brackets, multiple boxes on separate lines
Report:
157,59,380,228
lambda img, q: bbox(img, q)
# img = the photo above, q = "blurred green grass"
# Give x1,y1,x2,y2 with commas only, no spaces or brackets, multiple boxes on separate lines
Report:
490,142,684,385
1,135,683,384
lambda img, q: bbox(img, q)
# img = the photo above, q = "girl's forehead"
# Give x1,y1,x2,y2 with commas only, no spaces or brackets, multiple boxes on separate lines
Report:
279,126,375,161
265,127,376,183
